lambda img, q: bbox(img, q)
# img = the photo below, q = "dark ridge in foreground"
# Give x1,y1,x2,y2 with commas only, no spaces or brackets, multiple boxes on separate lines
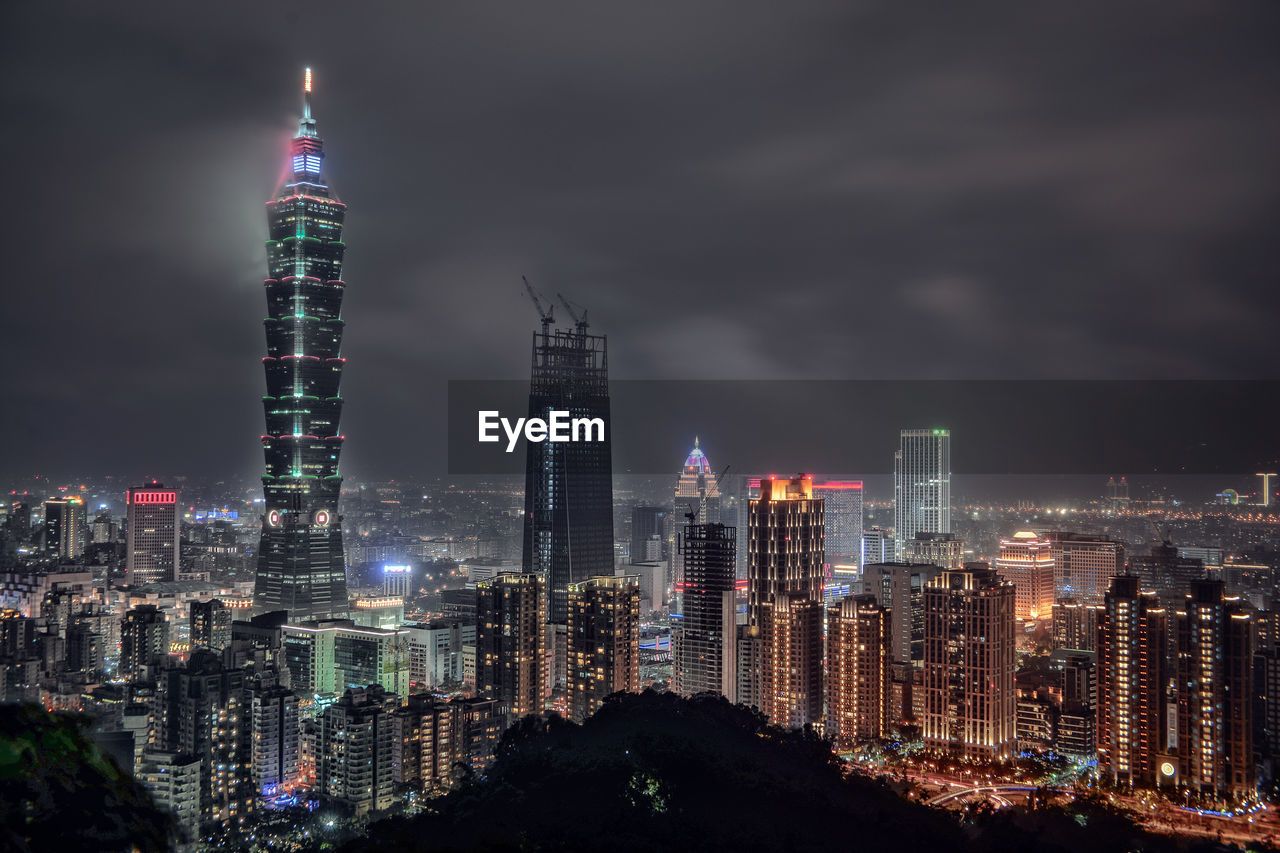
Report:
348,689,948,852
0,703,174,853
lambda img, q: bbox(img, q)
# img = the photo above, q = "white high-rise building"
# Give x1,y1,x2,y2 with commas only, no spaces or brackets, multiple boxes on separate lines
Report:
893,429,951,559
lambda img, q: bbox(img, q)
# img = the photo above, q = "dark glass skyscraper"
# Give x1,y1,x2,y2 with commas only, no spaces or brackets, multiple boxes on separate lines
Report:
254,69,349,621
521,322,613,624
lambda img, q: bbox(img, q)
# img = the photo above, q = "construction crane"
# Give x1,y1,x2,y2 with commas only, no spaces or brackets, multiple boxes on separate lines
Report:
716,464,731,486
556,292,589,334
522,275,554,332
1147,513,1171,546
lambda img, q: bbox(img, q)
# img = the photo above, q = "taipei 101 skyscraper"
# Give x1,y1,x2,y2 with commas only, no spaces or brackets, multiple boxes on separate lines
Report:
253,69,350,620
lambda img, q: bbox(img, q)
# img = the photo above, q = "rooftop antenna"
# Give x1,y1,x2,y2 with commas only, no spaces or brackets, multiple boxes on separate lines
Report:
521,275,555,332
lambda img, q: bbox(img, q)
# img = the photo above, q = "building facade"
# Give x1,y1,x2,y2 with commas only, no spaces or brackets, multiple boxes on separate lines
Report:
1096,574,1167,788
126,484,180,586
995,531,1054,622
1047,531,1125,606
921,565,1016,760
826,594,891,748
475,573,547,722
673,522,737,698
567,575,640,722
893,429,950,559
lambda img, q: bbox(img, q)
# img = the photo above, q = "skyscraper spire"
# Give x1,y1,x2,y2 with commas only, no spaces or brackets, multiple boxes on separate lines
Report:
298,66,317,138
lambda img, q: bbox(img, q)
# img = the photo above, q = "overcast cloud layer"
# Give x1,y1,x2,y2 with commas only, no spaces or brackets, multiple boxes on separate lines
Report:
1,1,1278,482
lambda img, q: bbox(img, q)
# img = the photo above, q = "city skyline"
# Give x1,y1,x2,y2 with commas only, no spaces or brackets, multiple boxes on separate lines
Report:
3,5,1280,850
3,2,1279,481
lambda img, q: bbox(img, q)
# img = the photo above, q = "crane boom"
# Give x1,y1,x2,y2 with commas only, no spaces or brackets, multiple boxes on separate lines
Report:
556,292,589,333
522,275,554,331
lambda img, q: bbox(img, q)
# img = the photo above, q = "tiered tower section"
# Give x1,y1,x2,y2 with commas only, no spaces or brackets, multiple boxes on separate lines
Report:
254,68,350,621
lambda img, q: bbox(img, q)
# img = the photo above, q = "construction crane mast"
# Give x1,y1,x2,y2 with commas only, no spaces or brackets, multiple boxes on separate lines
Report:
522,275,555,332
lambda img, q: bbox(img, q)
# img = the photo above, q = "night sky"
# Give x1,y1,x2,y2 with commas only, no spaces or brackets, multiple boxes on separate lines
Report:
2,2,1278,482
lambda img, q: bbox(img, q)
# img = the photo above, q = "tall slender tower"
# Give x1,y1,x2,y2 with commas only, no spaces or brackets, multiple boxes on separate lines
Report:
521,306,613,693
893,428,951,558
254,68,350,621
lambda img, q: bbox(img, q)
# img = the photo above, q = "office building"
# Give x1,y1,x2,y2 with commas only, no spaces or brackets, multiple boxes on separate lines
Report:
746,474,825,628
995,531,1054,622
746,475,825,726
253,69,351,621
859,562,941,667
382,565,411,599
352,597,405,630
893,429,950,559
630,505,668,564
921,565,1016,760
673,522,737,698
675,437,721,527
475,573,547,722
826,594,891,748
1097,575,1167,788
521,309,612,625
903,531,964,569
92,512,116,545
862,527,894,565
43,497,86,560
567,575,640,722
813,481,863,566
282,621,409,700
126,484,180,585
1047,532,1125,606
1132,543,1205,607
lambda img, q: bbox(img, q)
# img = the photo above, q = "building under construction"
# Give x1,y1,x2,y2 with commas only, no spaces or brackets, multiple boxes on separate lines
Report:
519,281,614,694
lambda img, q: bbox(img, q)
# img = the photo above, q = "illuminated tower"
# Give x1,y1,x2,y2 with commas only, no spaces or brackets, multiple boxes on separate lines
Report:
567,575,640,722
995,531,1054,623
126,484,179,585
921,564,1016,760
1097,574,1167,789
476,572,548,723
893,429,950,558
747,475,825,728
1173,579,1254,803
43,497,86,560
674,437,720,524
254,68,350,621
826,594,891,748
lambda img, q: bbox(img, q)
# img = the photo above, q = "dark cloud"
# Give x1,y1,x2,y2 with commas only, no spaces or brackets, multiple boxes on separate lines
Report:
1,1,1278,481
